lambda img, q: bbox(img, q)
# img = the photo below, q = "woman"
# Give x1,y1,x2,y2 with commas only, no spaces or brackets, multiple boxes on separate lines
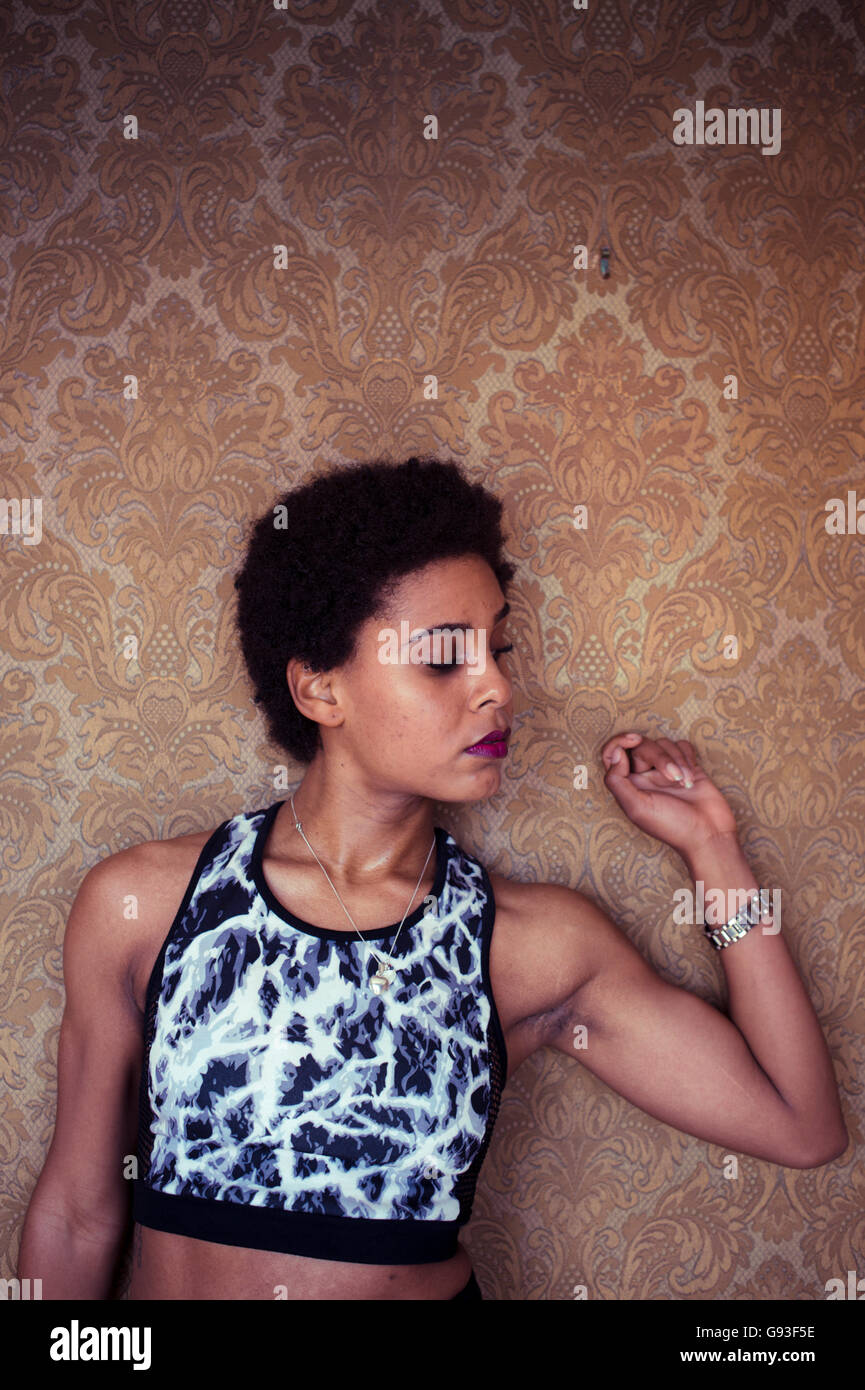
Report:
18,455,847,1301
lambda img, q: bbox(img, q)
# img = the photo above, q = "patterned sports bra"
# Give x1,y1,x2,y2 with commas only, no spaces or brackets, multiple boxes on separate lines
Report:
132,801,508,1264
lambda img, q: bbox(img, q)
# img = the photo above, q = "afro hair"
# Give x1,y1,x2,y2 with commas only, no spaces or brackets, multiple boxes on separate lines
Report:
232,454,517,764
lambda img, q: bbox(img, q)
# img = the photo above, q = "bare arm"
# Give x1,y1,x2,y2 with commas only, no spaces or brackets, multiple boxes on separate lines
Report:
677,832,847,1155
16,854,144,1298
541,846,847,1168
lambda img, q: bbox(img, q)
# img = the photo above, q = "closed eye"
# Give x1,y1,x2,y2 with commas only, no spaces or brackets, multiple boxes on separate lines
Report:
427,643,514,673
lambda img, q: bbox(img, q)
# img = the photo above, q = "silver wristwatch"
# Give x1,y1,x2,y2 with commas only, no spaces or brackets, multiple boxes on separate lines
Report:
703,892,773,950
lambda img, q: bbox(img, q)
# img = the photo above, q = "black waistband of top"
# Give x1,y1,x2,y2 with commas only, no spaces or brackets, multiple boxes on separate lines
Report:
132,1181,463,1265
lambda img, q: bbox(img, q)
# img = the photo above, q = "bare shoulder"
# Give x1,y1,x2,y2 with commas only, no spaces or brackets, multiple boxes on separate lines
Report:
80,824,215,1016
87,824,212,909
485,869,648,1037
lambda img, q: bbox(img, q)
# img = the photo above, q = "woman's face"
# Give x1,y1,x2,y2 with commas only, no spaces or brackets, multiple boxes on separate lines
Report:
296,554,515,803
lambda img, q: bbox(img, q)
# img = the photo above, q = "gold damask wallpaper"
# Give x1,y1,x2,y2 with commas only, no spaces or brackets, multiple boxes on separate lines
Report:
2,0,864,1302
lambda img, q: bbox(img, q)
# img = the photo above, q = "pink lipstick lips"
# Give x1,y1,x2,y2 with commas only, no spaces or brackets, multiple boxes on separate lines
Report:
465,727,510,758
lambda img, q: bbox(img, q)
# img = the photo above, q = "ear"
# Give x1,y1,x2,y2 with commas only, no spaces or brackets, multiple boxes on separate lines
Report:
285,657,341,726
286,656,314,706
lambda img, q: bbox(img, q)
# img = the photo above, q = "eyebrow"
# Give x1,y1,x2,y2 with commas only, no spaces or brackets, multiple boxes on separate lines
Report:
408,601,510,641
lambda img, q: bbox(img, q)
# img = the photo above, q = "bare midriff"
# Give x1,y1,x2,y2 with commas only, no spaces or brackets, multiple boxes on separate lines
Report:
125,1223,473,1300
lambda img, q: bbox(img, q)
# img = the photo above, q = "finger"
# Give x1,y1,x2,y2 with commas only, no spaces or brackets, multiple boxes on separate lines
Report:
604,744,632,780
603,745,645,817
630,737,689,787
628,737,672,775
655,737,692,787
678,739,700,775
666,738,699,787
601,733,642,768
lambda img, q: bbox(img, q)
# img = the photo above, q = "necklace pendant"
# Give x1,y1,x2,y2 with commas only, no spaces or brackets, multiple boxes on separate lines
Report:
370,959,394,994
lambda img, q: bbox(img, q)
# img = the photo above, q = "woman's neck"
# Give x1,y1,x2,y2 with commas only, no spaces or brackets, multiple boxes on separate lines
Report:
281,758,437,884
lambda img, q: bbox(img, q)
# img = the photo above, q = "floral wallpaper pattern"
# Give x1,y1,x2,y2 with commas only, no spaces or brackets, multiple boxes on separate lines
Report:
2,0,863,1299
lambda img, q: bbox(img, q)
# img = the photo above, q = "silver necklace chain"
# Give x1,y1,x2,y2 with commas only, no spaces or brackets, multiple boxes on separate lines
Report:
288,793,435,995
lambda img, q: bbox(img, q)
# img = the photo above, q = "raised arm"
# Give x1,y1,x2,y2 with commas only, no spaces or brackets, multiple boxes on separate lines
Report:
539,733,847,1168
542,871,846,1168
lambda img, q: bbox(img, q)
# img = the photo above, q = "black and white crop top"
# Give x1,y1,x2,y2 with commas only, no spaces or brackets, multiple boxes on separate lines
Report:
132,801,508,1265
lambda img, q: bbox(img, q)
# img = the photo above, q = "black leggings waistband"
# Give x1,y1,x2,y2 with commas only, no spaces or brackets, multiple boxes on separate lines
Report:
450,1270,483,1300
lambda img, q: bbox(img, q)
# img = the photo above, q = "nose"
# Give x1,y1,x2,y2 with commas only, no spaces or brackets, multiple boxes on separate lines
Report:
467,643,512,711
